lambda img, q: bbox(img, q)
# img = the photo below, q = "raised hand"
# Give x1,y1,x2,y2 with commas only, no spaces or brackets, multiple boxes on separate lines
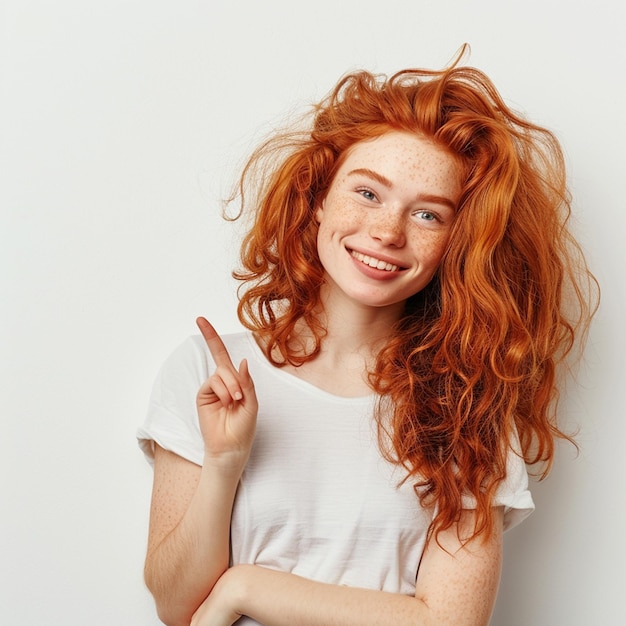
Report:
195,317,258,474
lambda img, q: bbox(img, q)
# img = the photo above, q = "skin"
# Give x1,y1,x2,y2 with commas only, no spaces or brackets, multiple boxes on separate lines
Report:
144,132,505,625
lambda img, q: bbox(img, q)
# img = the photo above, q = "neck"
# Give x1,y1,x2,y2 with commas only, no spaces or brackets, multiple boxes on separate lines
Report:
272,286,405,397
310,285,404,367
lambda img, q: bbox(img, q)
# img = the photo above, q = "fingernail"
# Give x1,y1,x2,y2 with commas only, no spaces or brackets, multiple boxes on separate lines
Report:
234,392,243,401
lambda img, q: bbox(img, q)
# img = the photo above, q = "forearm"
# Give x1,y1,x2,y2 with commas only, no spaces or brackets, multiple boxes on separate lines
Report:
221,566,432,626
206,551,498,626
145,458,241,626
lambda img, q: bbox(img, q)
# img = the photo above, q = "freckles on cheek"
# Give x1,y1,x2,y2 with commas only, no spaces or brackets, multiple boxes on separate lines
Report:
409,230,452,264
326,198,361,228
339,210,360,228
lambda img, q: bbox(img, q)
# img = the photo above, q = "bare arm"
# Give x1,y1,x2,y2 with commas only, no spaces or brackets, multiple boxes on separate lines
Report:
144,447,238,625
191,508,504,626
144,318,258,626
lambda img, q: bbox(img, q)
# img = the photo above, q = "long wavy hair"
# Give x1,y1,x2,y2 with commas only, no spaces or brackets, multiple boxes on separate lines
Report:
229,48,598,541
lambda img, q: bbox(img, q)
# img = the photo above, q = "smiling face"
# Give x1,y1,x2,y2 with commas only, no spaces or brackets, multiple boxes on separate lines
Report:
315,130,462,314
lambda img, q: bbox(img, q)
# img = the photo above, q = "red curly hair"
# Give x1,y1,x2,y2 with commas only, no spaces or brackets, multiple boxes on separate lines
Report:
229,49,598,541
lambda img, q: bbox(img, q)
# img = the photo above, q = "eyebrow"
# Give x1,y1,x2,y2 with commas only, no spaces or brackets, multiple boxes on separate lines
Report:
347,167,457,211
348,167,393,188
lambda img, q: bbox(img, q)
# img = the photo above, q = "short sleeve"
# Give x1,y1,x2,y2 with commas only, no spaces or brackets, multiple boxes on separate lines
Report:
462,428,535,532
136,335,210,467
493,442,535,531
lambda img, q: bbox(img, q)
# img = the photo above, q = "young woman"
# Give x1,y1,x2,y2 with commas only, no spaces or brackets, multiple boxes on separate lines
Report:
138,52,597,626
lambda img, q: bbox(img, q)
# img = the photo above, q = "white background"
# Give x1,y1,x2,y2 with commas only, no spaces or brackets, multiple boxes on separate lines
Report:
2,1,624,624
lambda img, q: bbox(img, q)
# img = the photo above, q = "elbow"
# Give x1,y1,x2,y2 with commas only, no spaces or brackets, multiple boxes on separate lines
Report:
154,605,191,626
150,592,194,626
144,567,194,626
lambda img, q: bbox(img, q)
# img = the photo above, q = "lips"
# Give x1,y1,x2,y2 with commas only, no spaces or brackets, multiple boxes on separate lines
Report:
350,249,402,272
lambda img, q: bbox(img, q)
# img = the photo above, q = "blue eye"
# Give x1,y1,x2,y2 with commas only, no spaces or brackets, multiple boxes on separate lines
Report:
417,211,436,221
358,188,377,201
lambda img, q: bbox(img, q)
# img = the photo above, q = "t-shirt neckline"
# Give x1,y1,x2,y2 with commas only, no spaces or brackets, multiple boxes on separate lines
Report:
243,331,377,404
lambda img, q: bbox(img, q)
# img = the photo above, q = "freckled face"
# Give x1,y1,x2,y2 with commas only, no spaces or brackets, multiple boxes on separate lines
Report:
315,131,462,310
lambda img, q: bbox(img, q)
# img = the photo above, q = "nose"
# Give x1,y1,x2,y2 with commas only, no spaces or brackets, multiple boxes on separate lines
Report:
369,210,406,247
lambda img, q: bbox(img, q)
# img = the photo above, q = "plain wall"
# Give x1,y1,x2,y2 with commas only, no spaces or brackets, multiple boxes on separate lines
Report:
2,1,624,624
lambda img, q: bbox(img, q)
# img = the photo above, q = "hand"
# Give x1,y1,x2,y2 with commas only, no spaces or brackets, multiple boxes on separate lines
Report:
190,567,244,626
196,317,258,473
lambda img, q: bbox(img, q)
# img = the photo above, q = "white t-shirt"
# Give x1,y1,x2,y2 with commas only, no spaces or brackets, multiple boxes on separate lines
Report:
138,332,534,625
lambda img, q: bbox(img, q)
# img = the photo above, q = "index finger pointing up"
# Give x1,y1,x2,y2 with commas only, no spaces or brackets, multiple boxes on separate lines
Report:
196,317,235,369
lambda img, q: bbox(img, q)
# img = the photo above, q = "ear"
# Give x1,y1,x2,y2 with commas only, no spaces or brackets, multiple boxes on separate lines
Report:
314,199,325,223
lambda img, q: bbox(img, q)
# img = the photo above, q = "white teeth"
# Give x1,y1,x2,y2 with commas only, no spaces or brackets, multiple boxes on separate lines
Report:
351,250,399,272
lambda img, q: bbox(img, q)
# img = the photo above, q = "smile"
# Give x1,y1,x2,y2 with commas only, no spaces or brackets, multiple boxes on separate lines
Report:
350,250,400,272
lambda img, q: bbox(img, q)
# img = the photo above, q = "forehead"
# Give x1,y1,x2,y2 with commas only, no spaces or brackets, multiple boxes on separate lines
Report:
335,130,462,198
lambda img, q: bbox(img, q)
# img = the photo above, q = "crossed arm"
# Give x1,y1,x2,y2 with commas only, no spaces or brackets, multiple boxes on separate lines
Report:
145,447,503,626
